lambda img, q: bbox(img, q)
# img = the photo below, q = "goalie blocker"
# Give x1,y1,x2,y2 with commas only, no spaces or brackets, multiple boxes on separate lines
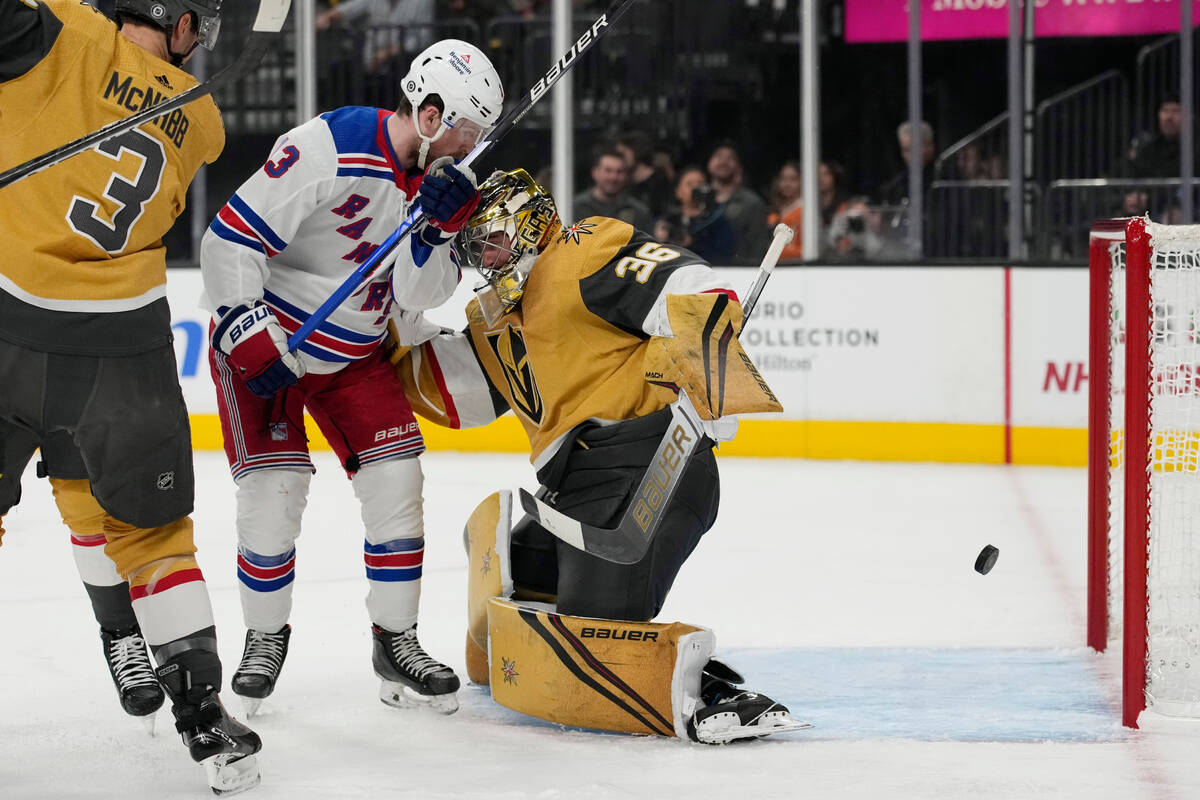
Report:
464,492,809,743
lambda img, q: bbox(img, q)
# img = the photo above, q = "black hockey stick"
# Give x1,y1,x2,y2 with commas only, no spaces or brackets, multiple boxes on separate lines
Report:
0,0,294,190
287,0,641,351
519,224,795,564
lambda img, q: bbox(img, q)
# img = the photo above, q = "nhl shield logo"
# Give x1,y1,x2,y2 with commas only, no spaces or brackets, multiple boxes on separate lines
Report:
156,472,175,491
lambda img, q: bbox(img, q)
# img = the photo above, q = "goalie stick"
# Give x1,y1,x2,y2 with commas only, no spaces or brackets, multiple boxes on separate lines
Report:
286,0,641,352
0,0,294,190
519,223,796,565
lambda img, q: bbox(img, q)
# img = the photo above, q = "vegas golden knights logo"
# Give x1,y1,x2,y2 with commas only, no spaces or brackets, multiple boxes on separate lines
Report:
486,325,544,423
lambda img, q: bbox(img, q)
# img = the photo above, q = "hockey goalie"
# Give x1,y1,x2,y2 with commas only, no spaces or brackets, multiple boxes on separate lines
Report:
391,168,808,744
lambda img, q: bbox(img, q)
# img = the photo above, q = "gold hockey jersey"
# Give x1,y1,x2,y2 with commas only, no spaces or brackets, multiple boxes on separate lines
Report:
395,216,744,466
0,0,224,354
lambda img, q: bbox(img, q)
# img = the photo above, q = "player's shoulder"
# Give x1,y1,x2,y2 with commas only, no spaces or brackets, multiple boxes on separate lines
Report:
43,0,115,41
318,105,390,157
549,216,635,275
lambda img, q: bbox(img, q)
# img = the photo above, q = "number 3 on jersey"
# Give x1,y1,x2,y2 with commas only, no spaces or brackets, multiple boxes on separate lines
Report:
614,242,679,283
67,129,166,254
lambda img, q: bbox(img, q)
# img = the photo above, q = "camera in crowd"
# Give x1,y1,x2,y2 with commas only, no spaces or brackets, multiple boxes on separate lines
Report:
691,184,717,213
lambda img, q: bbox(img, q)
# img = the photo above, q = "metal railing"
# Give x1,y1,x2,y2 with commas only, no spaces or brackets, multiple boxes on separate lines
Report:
1041,178,1200,260
1036,69,1131,182
1136,31,1200,137
926,180,1017,259
933,111,1009,182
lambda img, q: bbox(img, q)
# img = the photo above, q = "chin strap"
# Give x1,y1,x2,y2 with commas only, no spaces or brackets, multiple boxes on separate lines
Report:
411,105,450,171
167,39,200,68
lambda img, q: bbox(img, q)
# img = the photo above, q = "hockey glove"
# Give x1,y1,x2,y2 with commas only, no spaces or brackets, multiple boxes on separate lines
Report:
213,303,306,399
417,156,479,245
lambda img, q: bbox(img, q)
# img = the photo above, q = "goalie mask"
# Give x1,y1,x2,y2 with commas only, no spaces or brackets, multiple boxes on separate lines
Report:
115,0,222,61
458,169,560,323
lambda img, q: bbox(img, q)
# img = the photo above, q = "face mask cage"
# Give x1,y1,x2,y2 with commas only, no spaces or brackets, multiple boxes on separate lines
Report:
195,14,220,49
457,171,559,313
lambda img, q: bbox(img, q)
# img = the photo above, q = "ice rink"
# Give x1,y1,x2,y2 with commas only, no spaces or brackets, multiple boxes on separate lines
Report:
2,450,1198,799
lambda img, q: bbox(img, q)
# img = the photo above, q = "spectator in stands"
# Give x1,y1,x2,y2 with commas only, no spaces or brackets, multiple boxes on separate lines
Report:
706,141,770,263
572,146,654,230
655,166,736,263
766,161,804,261
826,197,884,261
766,160,851,260
1124,96,1198,179
317,0,435,75
437,0,506,28
615,130,673,220
876,120,935,205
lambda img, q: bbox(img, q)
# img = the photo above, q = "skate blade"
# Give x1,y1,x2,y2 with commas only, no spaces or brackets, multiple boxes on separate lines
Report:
378,680,459,715
693,711,813,745
239,697,264,718
138,713,157,736
203,753,261,797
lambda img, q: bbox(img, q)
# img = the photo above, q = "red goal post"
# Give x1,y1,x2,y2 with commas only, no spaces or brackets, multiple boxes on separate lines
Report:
1087,217,1200,729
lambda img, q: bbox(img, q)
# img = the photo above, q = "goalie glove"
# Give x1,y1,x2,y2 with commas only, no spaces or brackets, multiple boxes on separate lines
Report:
212,303,306,399
416,156,479,245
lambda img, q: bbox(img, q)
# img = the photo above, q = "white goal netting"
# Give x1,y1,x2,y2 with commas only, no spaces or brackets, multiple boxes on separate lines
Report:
1132,221,1200,716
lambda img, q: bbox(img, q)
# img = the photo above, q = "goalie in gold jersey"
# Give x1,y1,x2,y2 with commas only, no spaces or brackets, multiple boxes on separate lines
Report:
0,0,262,792
392,169,809,744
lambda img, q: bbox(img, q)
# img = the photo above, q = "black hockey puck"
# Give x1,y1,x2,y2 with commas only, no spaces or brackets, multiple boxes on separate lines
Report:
975,545,999,575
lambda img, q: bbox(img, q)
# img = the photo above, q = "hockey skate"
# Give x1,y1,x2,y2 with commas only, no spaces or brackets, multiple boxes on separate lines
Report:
100,625,164,734
371,624,460,714
685,659,812,745
157,663,263,796
231,625,292,717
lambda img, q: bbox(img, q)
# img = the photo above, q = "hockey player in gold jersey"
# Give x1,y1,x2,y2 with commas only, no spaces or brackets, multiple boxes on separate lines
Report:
392,169,809,744
0,1,262,793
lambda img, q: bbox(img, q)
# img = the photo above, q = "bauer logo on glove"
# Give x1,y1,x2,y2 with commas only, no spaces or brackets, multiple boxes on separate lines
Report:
212,302,307,399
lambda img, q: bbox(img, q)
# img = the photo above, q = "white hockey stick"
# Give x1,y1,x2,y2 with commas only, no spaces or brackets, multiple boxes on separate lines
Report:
518,223,795,564
0,0,293,190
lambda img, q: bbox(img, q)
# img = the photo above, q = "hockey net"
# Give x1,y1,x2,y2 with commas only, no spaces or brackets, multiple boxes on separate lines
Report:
1088,217,1200,728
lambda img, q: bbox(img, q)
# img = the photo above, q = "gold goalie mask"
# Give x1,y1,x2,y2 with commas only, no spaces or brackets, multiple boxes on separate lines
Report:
457,169,561,324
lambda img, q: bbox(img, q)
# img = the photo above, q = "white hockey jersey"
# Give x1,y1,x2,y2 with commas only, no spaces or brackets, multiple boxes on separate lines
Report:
200,106,461,374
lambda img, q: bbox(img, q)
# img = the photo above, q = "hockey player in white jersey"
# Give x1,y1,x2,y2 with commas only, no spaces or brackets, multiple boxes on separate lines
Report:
199,39,504,715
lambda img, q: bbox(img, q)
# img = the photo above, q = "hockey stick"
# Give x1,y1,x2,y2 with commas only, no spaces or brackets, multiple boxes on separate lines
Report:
0,0,294,190
518,223,795,564
285,0,641,352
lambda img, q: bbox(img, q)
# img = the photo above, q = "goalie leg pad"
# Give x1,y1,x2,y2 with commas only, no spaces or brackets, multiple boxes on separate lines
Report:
464,491,513,684
643,292,782,420
486,596,710,738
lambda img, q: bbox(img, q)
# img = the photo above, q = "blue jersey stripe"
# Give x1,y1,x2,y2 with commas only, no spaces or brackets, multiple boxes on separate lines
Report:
365,566,422,582
263,289,382,344
229,193,289,252
208,219,266,254
237,569,296,593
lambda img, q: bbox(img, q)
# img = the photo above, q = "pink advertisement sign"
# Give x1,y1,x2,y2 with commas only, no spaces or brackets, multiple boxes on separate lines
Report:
846,0,1200,44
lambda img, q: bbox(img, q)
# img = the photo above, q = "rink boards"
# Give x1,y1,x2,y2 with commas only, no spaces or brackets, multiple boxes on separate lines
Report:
166,266,1090,466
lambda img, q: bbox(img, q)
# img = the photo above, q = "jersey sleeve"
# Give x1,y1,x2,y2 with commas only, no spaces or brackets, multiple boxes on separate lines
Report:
0,0,62,83
200,120,338,314
388,229,463,314
577,228,739,338
394,327,509,429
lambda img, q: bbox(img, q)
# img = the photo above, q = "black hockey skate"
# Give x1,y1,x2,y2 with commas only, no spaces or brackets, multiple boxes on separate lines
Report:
685,659,812,745
99,626,164,730
231,625,291,717
157,663,262,796
371,624,460,714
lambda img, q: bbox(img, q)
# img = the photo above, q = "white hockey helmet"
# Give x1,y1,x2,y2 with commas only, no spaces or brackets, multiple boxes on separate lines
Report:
401,39,504,169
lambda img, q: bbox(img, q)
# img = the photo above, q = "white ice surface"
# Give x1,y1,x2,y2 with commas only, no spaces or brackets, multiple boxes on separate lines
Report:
2,452,1198,799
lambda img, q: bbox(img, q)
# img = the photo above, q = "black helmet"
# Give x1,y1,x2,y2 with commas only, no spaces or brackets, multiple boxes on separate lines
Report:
114,0,222,50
